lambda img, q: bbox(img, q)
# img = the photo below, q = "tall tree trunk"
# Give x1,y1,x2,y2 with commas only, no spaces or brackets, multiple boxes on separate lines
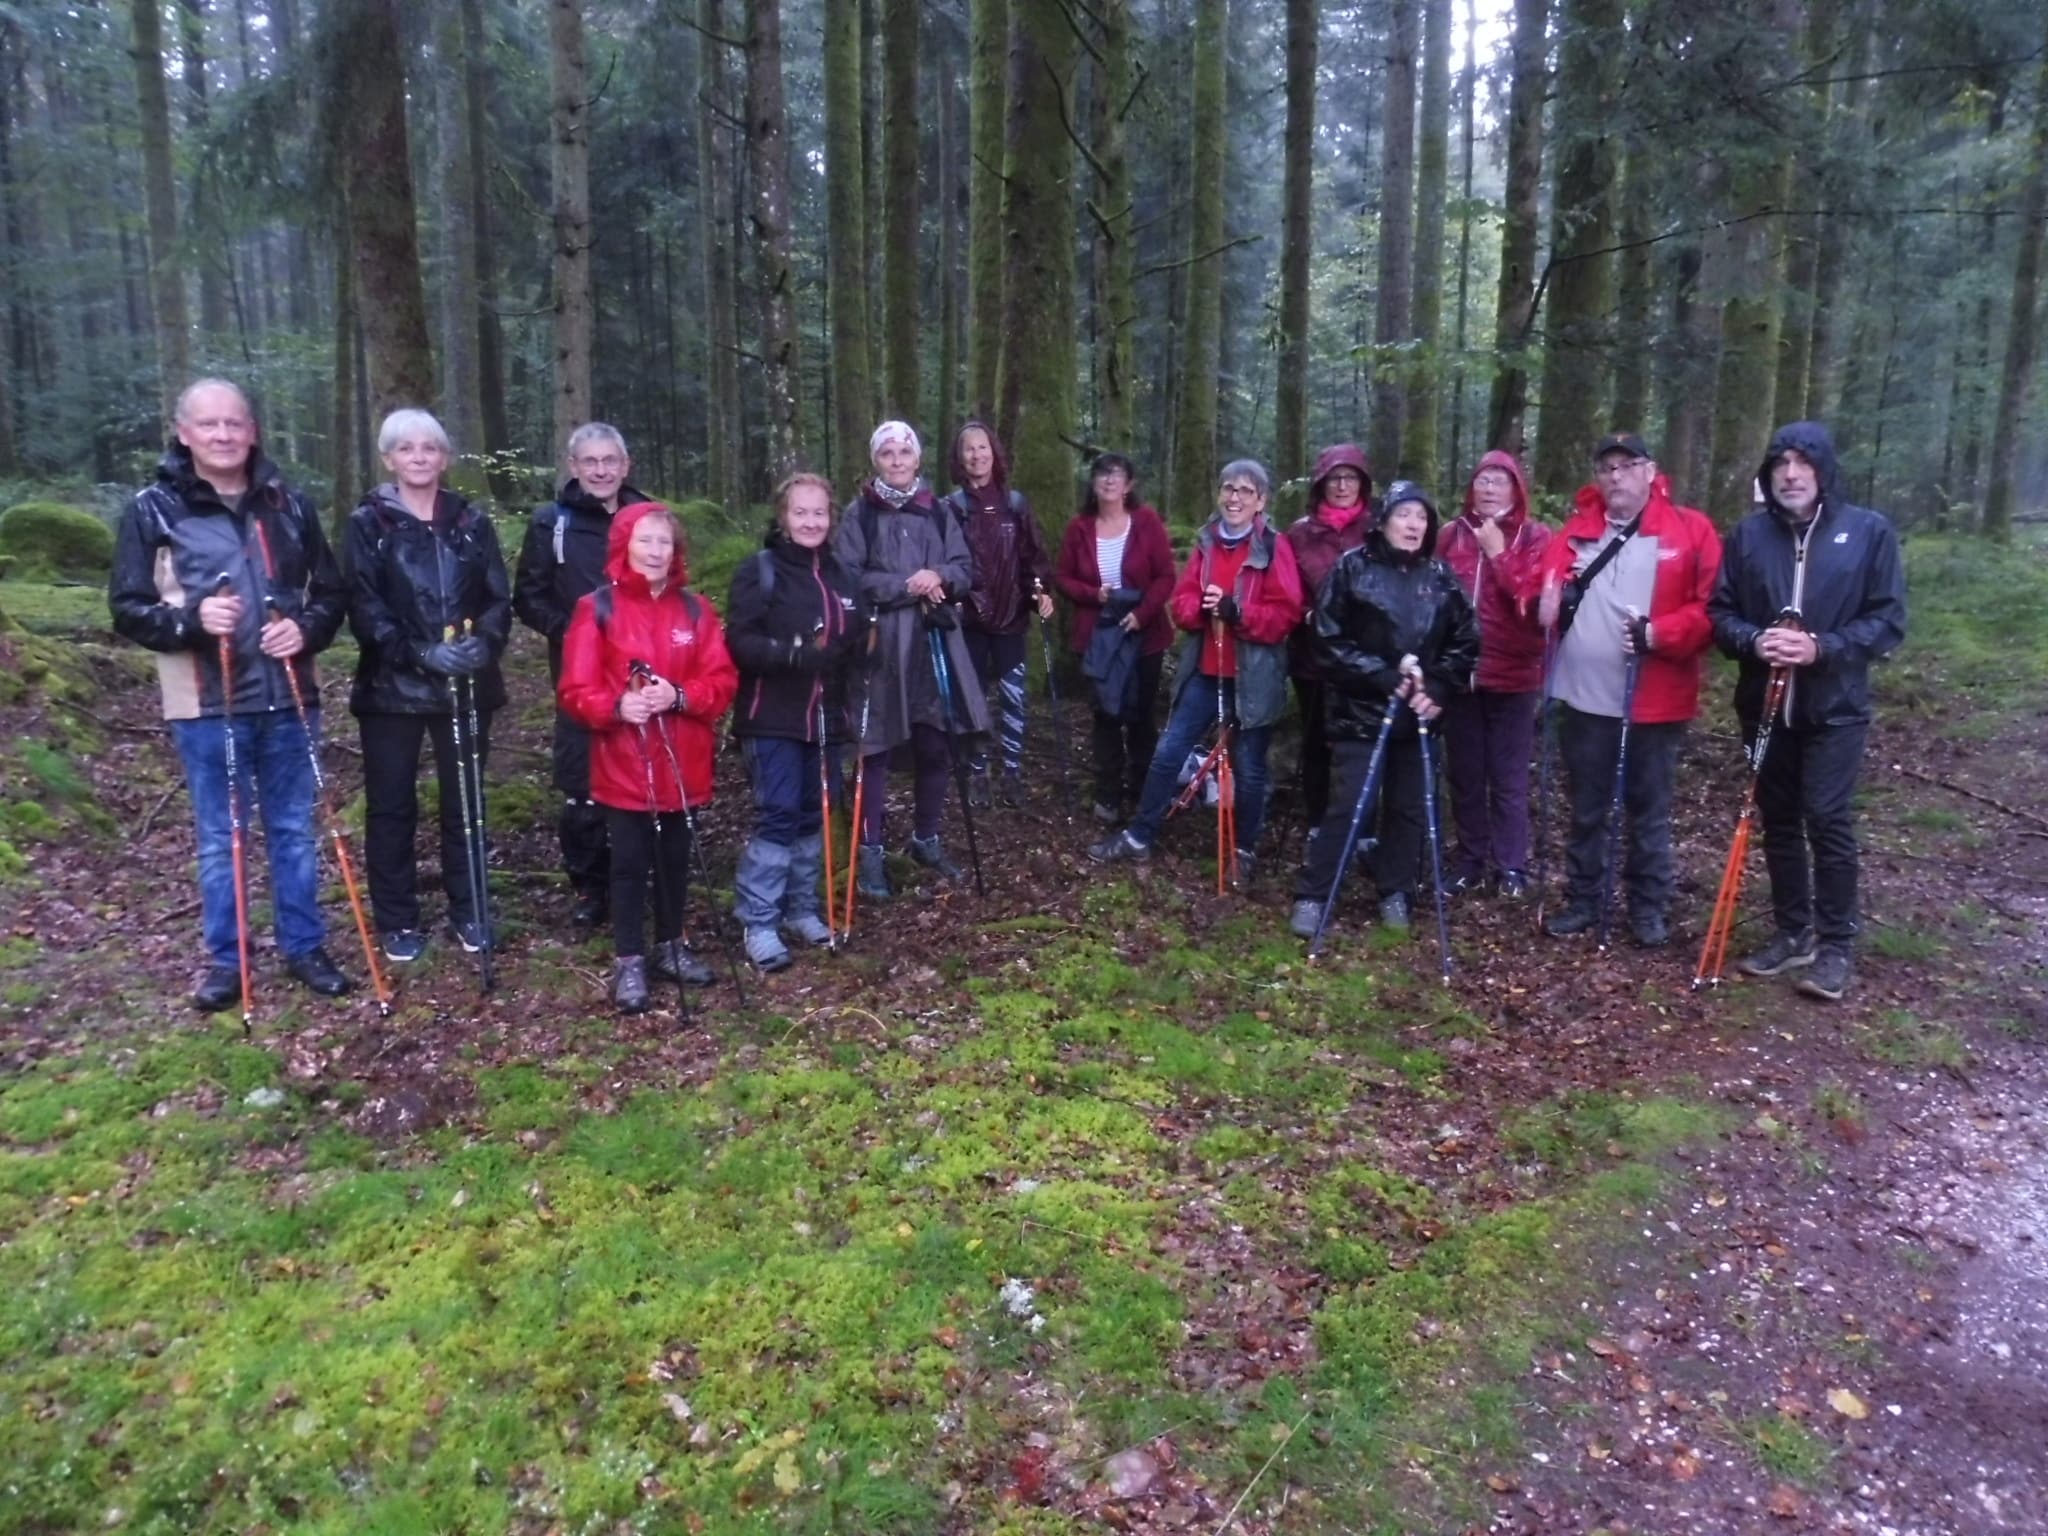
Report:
1610,150,1652,429
131,0,193,431
1531,0,1622,498
1983,30,2048,538
881,0,919,421
1488,0,1545,455
1957,191,1998,503
1774,0,1839,422
1089,0,1136,452
699,0,740,505
1447,0,1478,476
1658,241,1712,497
180,0,233,339
825,0,873,489
549,0,593,454
1274,0,1315,483
1402,0,1450,484
1804,26,1872,422
331,228,360,514
746,0,801,476
966,0,1007,418
1370,0,1417,475
994,1,1078,528
1167,0,1227,517
0,25,17,474
861,0,884,391
436,0,483,456
936,39,963,441
458,0,511,488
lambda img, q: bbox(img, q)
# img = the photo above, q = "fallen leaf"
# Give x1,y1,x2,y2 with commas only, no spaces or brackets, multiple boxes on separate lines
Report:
1768,1483,1804,1518
1670,1449,1701,1481
1827,1388,1869,1420
772,1449,801,1495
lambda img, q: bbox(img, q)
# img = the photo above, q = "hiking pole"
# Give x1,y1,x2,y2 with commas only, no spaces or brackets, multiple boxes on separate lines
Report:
1417,704,1455,985
1595,625,1646,953
1214,622,1238,892
1307,696,1403,960
460,618,496,991
1033,579,1076,812
215,575,254,1029
626,689,690,1022
815,692,839,948
1532,627,1559,930
1166,725,1235,818
267,599,391,1015
926,619,987,898
842,628,877,939
444,624,494,994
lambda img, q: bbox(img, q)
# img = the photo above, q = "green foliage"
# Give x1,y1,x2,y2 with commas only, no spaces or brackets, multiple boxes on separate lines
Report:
0,502,114,582
1729,1413,1835,1484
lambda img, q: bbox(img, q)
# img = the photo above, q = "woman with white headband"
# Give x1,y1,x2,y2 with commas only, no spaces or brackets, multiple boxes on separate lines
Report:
832,420,990,900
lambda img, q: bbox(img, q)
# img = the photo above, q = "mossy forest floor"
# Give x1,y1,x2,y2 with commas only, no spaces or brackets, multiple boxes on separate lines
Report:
2,532,2046,1535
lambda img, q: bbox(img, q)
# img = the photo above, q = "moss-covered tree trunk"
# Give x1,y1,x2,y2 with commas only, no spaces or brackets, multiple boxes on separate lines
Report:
1402,0,1450,485
699,0,740,506
548,0,593,455
180,0,234,341
995,0,1077,524
1488,0,1546,455
1610,151,1652,431
965,0,1006,419
459,0,512,490
1532,0,1621,498
331,209,359,515
881,0,919,421
825,0,873,491
1805,28,1871,423
130,0,191,432
1273,0,1315,484
1088,0,1137,453
746,0,801,477
434,4,483,456
1370,0,1416,477
1658,241,1711,497
936,38,963,441
1167,0,1227,518
1983,27,2048,538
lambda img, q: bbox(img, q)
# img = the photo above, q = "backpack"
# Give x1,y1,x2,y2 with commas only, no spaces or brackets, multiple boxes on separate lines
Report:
591,583,703,634
944,487,1026,538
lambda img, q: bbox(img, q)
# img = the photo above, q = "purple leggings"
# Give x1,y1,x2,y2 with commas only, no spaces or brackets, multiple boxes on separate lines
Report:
859,723,954,845
1441,688,1539,880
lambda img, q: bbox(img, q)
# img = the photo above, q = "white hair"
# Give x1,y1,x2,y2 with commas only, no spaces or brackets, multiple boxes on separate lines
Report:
1219,458,1271,496
566,421,629,461
376,408,451,456
174,376,253,423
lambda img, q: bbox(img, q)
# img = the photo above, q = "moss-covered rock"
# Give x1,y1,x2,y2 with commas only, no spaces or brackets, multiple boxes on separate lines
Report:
0,502,115,582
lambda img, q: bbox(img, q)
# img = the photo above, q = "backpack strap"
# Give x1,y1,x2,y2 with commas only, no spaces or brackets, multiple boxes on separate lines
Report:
755,548,775,600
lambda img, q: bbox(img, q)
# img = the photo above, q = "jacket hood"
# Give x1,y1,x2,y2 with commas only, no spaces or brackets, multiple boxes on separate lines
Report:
605,500,690,593
364,483,469,528
947,419,1012,495
1371,479,1440,560
157,442,285,506
1308,442,1372,506
1460,449,1531,530
1759,421,1844,516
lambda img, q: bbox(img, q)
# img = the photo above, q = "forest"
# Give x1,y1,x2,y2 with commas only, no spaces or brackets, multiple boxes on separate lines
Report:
0,0,2044,540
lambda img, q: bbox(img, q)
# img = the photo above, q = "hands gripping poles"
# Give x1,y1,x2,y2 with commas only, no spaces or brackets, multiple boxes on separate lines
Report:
269,601,390,1014
1033,579,1076,812
926,620,987,898
1306,697,1403,960
1595,648,1645,953
216,577,254,1028
444,622,495,993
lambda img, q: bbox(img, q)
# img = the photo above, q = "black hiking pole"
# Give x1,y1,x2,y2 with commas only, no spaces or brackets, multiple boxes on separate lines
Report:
628,701,691,1022
926,619,987,898
444,624,494,993
1595,630,1646,954
1417,709,1455,985
1032,579,1076,812
1307,696,1403,960
215,575,254,1029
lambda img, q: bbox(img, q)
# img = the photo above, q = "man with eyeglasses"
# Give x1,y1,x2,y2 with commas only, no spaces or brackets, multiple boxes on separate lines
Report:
515,422,650,926
1089,459,1305,884
1534,433,1722,948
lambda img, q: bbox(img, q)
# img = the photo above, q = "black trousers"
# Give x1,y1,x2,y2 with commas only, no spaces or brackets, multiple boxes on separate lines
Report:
1753,719,1866,946
604,806,695,958
359,709,492,934
1556,704,1685,919
1293,678,1335,827
1090,650,1163,808
552,711,611,898
1295,723,1428,903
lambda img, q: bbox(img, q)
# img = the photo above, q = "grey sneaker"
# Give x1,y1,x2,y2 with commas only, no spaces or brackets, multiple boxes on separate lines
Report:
783,912,834,947
1091,799,1121,825
1795,944,1853,1001
1738,928,1818,977
1542,903,1598,937
967,764,993,810
906,834,965,882
1380,892,1412,931
744,925,792,973
1088,830,1150,864
612,955,650,1013
650,939,715,986
381,928,429,963
857,843,894,900
1290,899,1325,940
1230,848,1257,888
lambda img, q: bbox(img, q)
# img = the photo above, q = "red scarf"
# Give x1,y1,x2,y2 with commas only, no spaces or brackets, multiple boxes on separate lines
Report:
1315,499,1368,533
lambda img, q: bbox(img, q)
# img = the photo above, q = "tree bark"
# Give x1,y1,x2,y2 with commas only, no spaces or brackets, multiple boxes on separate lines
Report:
966,0,1007,419
1488,0,1545,455
746,0,801,477
1274,0,1315,483
1370,0,1417,476
549,0,593,457
1983,29,2048,538
177,0,233,340
1167,0,1227,517
331,219,359,515
458,0,510,485
825,0,873,490
1402,0,1450,485
1610,150,1653,430
1088,0,1137,453
1658,241,1712,498
1446,0,1478,477
936,31,963,442
436,0,483,456
131,0,193,431
699,0,741,506
881,0,919,421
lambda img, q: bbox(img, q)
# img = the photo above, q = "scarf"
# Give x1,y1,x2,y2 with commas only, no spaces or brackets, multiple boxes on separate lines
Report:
1216,519,1255,547
870,476,925,510
1314,499,1367,533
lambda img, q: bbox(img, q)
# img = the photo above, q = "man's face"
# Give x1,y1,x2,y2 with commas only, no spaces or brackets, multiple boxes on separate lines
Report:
1471,468,1515,519
1217,476,1266,532
177,386,256,487
1594,452,1655,520
1771,449,1821,519
571,438,629,505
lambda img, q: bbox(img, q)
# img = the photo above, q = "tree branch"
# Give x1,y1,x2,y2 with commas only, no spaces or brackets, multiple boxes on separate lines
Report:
1045,55,1110,185
971,150,1014,188
1053,0,1106,70
676,12,748,50
1136,233,1263,280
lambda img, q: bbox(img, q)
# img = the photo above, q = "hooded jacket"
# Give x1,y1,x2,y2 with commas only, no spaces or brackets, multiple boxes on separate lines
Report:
1283,443,1374,679
1311,483,1480,739
110,444,347,721
513,475,650,669
723,526,869,742
944,429,1055,636
1435,450,1552,693
1053,500,1177,657
1708,421,1907,728
557,503,739,813
1536,474,1722,725
1166,515,1306,730
344,485,512,717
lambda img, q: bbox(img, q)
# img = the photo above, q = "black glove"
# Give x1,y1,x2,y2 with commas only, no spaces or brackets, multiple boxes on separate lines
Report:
788,635,833,674
417,636,490,676
1213,594,1242,626
922,601,959,632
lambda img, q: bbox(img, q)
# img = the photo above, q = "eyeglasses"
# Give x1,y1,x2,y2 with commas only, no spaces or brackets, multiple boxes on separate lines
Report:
1219,484,1263,501
574,454,626,471
1594,458,1647,477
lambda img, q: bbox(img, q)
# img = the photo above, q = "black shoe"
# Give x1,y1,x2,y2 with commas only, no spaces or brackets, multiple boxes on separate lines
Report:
285,947,352,998
906,833,966,882
572,891,607,928
1087,830,1150,864
1630,910,1671,948
449,917,497,954
1738,928,1817,977
1230,848,1257,888
1795,945,1853,1001
1543,903,1599,938
1091,799,1122,826
967,765,993,811
1447,871,1485,896
998,769,1024,808
192,965,242,1013
381,929,429,964
1498,870,1530,900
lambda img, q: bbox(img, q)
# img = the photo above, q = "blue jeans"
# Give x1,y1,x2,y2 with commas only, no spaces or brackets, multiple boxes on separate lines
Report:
742,735,824,846
169,709,326,968
1126,675,1273,855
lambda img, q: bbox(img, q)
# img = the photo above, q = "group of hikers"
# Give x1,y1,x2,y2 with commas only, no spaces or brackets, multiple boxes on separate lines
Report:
108,377,1907,1019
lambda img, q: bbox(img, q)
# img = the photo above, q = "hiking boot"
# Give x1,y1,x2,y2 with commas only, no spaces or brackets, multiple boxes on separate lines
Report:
1542,903,1599,938
1795,944,1853,1001
1091,799,1121,826
650,939,715,987
999,768,1024,808
612,955,649,1013
571,890,607,928
1230,849,1257,888
381,929,429,964
1498,870,1530,900
1631,910,1671,949
1380,893,1412,931
448,917,496,954
1447,870,1485,896
857,843,894,900
286,947,352,998
744,925,792,973
1089,829,1151,864
906,834,965,882
1738,927,1817,977
192,965,242,1013
779,835,830,944
784,911,834,946
1290,899,1325,940
967,763,994,810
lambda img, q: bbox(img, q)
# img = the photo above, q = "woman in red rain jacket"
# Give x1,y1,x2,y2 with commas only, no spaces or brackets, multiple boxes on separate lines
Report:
559,502,738,1012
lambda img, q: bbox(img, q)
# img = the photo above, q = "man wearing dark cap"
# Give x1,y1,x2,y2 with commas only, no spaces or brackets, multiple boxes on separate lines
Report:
1536,433,1722,947
1707,421,1906,1001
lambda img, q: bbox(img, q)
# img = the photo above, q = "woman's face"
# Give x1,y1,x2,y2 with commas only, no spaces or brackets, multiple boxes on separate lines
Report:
383,435,448,492
958,429,995,486
783,484,832,550
1323,467,1364,508
1093,466,1131,505
1384,500,1429,552
1471,468,1516,519
873,438,921,491
628,515,676,585
1217,474,1266,532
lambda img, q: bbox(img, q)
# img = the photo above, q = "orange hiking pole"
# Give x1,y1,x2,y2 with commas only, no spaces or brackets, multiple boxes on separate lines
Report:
216,578,254,1029
842,619,878,939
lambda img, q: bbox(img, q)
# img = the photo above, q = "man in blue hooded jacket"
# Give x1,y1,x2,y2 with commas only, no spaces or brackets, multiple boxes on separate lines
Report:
1707,422,1907,1002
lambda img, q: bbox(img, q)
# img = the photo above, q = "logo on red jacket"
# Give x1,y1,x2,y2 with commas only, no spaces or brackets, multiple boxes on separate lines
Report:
672,628,696,646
